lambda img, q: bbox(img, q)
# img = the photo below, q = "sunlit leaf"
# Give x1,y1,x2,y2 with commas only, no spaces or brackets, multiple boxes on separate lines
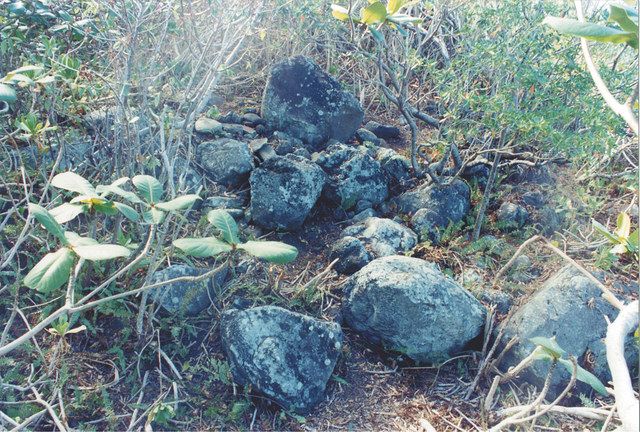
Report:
361,1,387,25
331,4,350,21
0,83,17,103
609,5,638,34
24,248,74,293
51,171,97,196
207,209,239,245
73,244,131,261
29,203,68,244
544,16,638,48
592,219,618,243
238,241,298,264
614,212,631,239
114,202,139,221
530,336,566,359
558,358,608,395
173,237,233,257
132,175,163,204
156,194,201,211
143,207,166,224
49,203,86,224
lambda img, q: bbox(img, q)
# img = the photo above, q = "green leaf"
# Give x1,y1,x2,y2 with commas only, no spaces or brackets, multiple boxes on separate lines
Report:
544,16,638,48
388,13,422,24
592,219,618,243
114,202,139,221
558,358,608,395
627,229,638,251
369,26,385,43
132,175,163,204
29,203,68,244
614,212,631,239
173,237,233,257
238,241,298,264
361,1,387,25
96,182,142,204
24,248,74,293
64,232,99,247
0,83,17,103
73,244,131,261
51,171,97,196
387,0,405,14
609,5,638,34
49,203,86,224
143,207,166,224
156,194,201,211
207,209,240,245
93,201,118,215
331,4,350,21
530,336,566,359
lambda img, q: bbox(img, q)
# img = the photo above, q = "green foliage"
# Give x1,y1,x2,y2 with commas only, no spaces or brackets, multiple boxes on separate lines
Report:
592,212,638,258
174,209,298,264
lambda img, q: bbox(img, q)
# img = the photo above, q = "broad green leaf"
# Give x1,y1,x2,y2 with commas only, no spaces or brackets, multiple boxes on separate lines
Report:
114,202,139,221
207,209,240,245
627,229,638,251
592,219,618,243
10,65,44,75
610,243,628,254
132,175,163,203
93,201,118,215
388,13,422,24
24,248,74,293
544,16,638,48
156,194,201,211
369,26,385,43
64,232,98,247
70,195,106,204
29,203,68,244
361,1,387,25
558,358,608,395
238,241,298,264
96,183,142,204
73,244,131,261
387,0,405,14
530,336,566,359
0,83,17,103
614,212,631,239
331,4,350,21
49,203,86,223
143,207,166,224
609,5,638,34
173,237,233,257
51,171,97,196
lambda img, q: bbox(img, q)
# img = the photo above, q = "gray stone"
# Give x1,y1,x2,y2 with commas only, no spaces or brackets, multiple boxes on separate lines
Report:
329,236,371,275
364,121,400,139
342,256,486,363
218,111,242,124
261,56,364,150
314,143,388,210
355,128,381,146
522,191,546,208
149,265,228,316
221,306,343,413
461,163,490,189
376,147,412,185
497,202,529,230
202,195,245,210
342,217,417,258
195,117,223,134
351,208,377,223
248,138,276,161
242,112,265,127
537,206,564,236
473,288,513,315
197,138,254,187
498,266,638,398
172,158,203,193
249,154,325,230
292,147,311,159
272,131,304,155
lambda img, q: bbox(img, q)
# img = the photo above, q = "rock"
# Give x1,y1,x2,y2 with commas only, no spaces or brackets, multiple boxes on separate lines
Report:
272,131,304,155
342,256,486,363
249,138,276,161
473,288,513,315
218,111,242,124
202,195,245,210
461,163,490,189
497,202,529,230
364,120,400,139
149,265,228,316
522,190,546,208
249,154,325,230
242,112,265,127
376,147,412,185
261,56,364,150
329,236,371,275
314,143,388,210
84,107,115,133
221,306,343,413
354,200,373,213
341,217,417,258
498,266,637,398
221,123,250,137
195,117,223,134
351,207,377,223
172,158,203,193
508,165,554,185
292,147,311,159
394,179,470,243
354,128,381,146
456,268,485,288
537,206,564,236
197,138,254,187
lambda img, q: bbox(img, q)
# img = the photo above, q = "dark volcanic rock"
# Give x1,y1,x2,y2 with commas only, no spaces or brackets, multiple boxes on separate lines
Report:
249,154,325,230
261,56,364,150
342,256,486,363
364,120,400,139
221,306,343,413
497,202,529,230
341,217,417,258
329,236,371,275
354,128,381,146
197,138,254,187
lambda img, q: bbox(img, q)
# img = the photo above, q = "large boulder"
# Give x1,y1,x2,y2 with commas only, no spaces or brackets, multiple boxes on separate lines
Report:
221,306,343,413
261,56,364,150
249,154,325,230
394,179,470,243
376,147,412,185
341,217,417,258
342,256,486,363
313,143,388,210
497,202,529,231
149,265,228,316
498,266,638,398
329,236,371,275
197,138,254,187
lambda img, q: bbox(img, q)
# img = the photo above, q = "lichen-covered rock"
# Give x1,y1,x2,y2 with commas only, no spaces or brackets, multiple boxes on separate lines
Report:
497,202,529,230
261,56,364,150
364,120,400,139
341,217,417,258
314,143,388,210
171,158,203,194
197,138,254,187
249,154,325,230
342,256,486,363
149,265,228,316
498,266,638,398
394,179,470,243
221,306,343,413
376,147,411,185
195,117,223,134
354,128,381,146
329,236,371,275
